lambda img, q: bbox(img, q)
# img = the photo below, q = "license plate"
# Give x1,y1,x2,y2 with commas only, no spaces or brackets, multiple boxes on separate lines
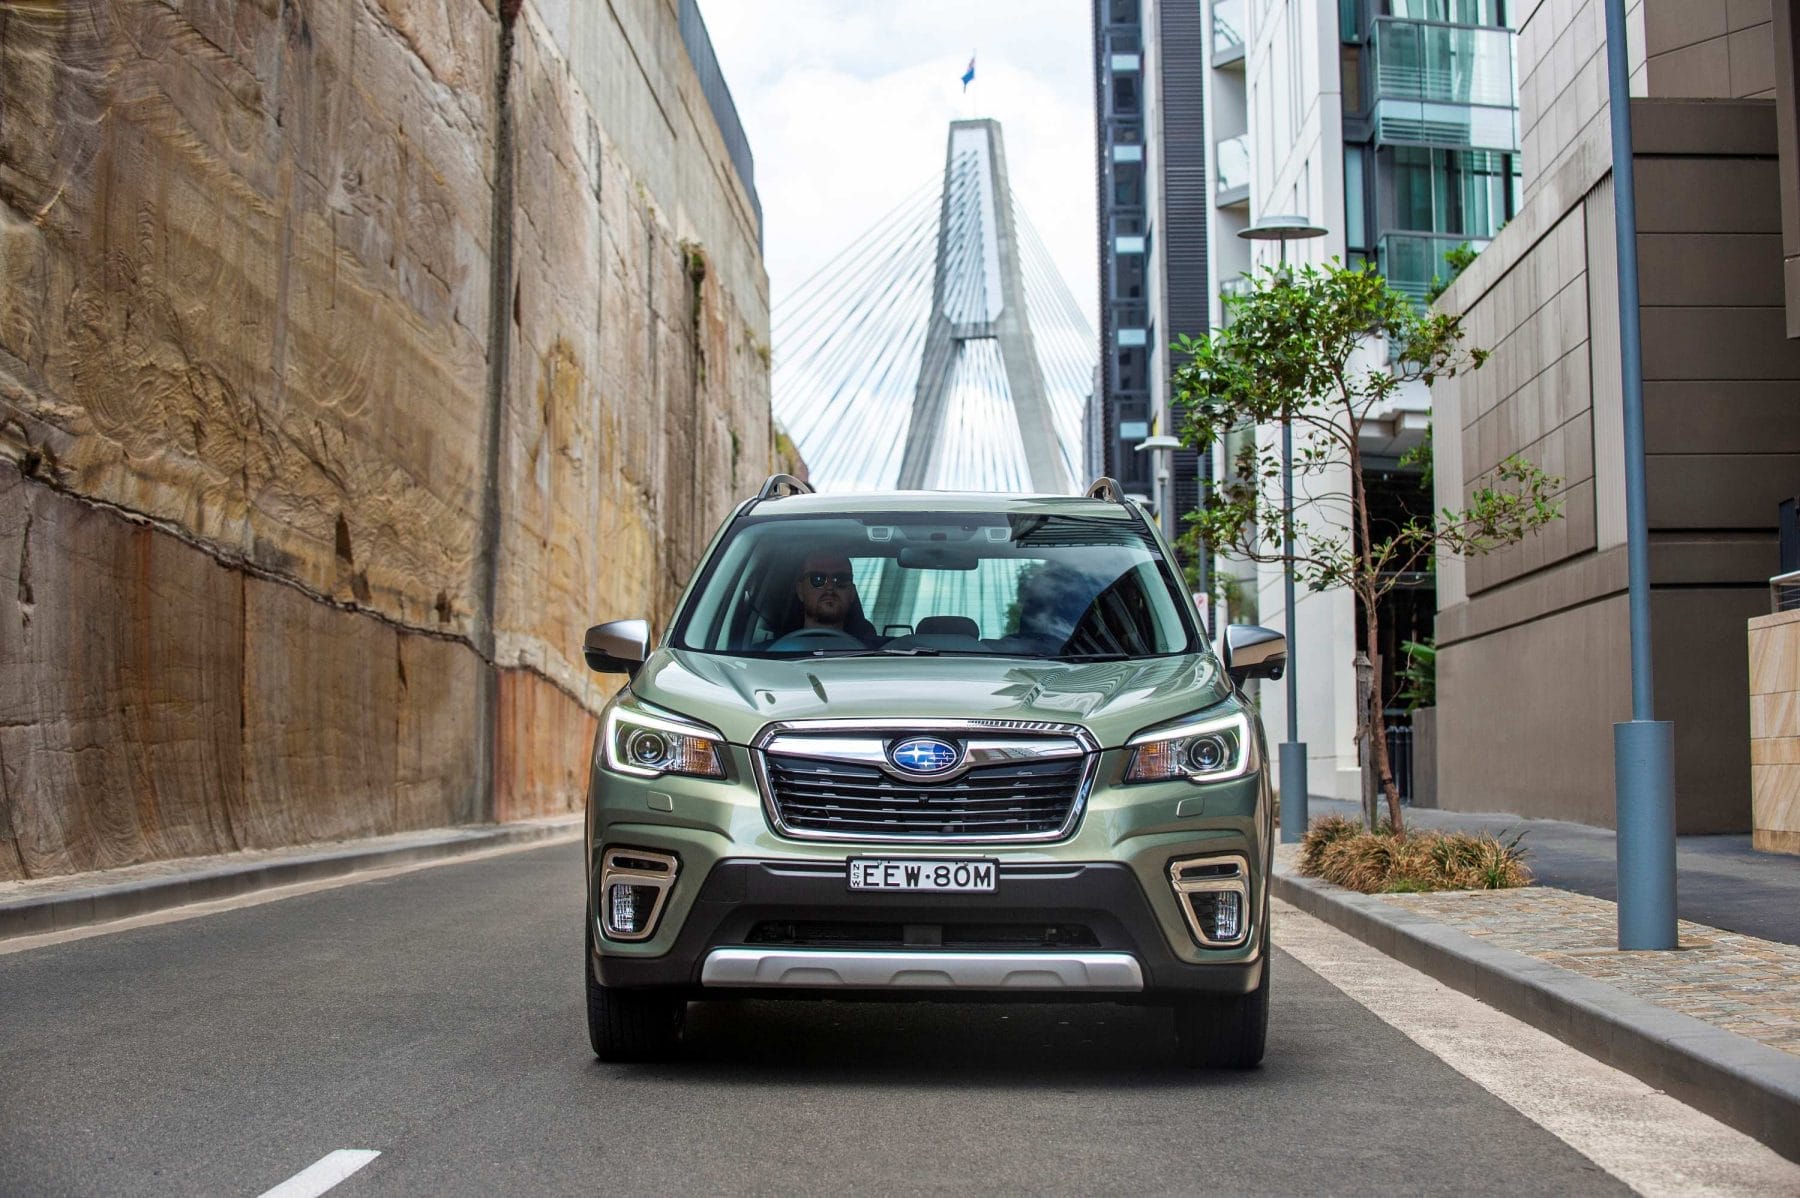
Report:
847,858,998,893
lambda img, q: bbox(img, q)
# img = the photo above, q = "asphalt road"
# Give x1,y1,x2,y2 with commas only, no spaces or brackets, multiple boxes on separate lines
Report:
0,841,1634,1196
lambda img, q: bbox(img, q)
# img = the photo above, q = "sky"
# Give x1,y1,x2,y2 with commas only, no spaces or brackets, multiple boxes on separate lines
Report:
696,1,1099,332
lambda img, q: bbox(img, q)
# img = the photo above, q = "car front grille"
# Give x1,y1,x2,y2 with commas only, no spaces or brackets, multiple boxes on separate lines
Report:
763,755,1088,840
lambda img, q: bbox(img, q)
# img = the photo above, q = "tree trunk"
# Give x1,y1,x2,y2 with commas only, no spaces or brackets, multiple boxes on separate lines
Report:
1364,596,1405,834
1346,413,1406,836
1355,650,1378,829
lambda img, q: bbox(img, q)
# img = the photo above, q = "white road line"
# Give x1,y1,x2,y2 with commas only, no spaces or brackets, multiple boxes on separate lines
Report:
257,1149,380,1198
1273,896,1800,1197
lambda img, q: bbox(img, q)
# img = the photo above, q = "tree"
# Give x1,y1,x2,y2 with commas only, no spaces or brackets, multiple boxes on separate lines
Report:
1170,261,1562,833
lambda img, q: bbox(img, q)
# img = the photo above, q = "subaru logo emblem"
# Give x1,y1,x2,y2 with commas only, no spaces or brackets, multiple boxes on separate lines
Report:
889,737,962,775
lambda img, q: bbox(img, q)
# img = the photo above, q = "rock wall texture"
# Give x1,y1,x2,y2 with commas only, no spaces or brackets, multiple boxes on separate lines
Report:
0,0,785,878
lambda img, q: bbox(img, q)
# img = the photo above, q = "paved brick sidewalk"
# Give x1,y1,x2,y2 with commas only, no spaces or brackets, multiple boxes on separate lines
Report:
1304,796,1800,947
1379,887,1800,1058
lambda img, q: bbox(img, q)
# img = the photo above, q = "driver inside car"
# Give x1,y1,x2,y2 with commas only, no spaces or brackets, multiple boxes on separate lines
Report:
795,551,862,635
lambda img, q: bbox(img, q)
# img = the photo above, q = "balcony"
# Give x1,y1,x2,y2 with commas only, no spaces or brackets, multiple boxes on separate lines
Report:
1213,0,1245,67
1370,18,1517,152
1215,134,1249,206
1377,231,1488,303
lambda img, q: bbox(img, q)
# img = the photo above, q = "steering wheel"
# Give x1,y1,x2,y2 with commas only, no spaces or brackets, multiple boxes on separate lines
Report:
766,627,866,651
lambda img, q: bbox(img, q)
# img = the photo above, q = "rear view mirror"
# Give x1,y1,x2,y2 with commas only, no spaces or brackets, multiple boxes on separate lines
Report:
1224,624,1286,685
897,545,980,570
584,619,651,675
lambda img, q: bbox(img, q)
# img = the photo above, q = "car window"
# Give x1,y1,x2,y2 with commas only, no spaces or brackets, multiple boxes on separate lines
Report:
670,510,1202,660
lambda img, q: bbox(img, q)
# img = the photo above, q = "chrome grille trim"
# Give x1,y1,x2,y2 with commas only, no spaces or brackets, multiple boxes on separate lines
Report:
752,719,1098,844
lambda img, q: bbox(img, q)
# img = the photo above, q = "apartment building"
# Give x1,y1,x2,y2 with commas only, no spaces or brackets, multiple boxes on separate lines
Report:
1090,0,1208,535
1202,0,1521,800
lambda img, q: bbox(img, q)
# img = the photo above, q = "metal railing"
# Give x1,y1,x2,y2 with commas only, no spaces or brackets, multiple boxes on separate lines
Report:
1377,231,1487,302
1771,570,1800,613
1370,17,1515,108
677,0,762,245
1384,719,1415,804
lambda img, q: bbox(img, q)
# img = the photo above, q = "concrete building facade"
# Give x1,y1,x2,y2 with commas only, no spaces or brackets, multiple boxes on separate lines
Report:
1431,1,1800,832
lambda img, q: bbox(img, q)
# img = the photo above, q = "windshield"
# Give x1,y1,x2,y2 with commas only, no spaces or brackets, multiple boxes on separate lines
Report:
671,509,1202,660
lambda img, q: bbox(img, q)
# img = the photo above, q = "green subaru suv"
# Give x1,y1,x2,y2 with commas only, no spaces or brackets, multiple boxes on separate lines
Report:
581,476,1286,1067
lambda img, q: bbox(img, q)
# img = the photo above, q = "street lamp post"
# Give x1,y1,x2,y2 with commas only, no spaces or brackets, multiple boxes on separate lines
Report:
1134,433,1184,541
1603,0,1677,950
1238,215,1327,844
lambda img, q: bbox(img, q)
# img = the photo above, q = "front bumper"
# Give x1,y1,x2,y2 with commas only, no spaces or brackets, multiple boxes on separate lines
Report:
585,742,1272,999
594,857,1264,999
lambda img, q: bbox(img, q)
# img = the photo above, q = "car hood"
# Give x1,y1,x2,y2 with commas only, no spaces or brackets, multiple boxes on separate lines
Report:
629,648,1235,749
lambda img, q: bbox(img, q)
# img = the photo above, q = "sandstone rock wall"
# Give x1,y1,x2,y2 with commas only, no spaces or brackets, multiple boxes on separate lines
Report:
0,0,780,877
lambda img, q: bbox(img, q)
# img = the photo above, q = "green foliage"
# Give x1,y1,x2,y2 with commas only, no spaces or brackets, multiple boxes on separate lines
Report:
1398,420,1433,487
1171,260,1557,604
1172,526,1255,621
1172,260,1562,831
1396,638,1435,712
1425,240,1482,304
1001,561,1047,635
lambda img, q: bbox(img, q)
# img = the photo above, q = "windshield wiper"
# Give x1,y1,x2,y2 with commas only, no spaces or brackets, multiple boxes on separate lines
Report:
1057,652,1132,662
810,647,941,658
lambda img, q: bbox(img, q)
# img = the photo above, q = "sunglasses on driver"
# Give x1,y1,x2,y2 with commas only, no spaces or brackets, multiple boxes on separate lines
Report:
806,571,855,589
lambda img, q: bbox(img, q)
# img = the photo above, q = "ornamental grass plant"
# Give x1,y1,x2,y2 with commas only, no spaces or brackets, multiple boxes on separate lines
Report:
1297,815,1532,894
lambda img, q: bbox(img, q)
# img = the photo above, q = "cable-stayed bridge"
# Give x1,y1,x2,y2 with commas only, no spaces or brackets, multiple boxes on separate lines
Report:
773,119,1096,493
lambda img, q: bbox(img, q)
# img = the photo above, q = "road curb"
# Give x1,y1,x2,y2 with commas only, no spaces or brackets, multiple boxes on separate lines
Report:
1272,868,1800,1165
0,818,583,942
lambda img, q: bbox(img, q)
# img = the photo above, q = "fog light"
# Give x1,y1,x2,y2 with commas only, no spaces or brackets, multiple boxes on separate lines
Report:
598,847,678,942
608,883,643,935
1211,890,1242,941
1168,854,1251,948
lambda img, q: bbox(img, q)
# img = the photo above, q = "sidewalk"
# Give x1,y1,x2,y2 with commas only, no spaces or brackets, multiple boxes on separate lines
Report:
1307,795,1800,947
0,817,583,941
1274,801,1800,1164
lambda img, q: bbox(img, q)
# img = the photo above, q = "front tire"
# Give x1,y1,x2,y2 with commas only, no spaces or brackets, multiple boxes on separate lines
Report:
586,923,683,1062
1173,951,1269,1070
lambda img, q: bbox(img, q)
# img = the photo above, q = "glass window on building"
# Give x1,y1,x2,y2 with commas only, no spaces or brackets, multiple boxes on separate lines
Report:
1113,160,1143,206
1381,0,1508,28
1386,147,1516,239
1342,41,1364,110
1112,71,1140,114
1345,145,1369,256
1108,0,1139,23
1114,248,1146,300
1116,345,1147,391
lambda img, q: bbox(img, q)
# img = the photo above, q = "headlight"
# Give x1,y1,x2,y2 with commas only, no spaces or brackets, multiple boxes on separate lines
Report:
1124,710,1256,784
602,699,727,779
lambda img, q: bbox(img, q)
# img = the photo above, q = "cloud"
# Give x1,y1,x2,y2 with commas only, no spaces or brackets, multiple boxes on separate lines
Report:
696,1,1098,332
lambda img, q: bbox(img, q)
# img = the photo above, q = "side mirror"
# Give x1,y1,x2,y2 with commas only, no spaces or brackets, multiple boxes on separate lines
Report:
584,619,651,675
1224,624,1286,685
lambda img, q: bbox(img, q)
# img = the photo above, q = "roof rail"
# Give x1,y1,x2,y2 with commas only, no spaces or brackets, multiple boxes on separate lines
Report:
1084,477,1125,503
756,473,815,500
